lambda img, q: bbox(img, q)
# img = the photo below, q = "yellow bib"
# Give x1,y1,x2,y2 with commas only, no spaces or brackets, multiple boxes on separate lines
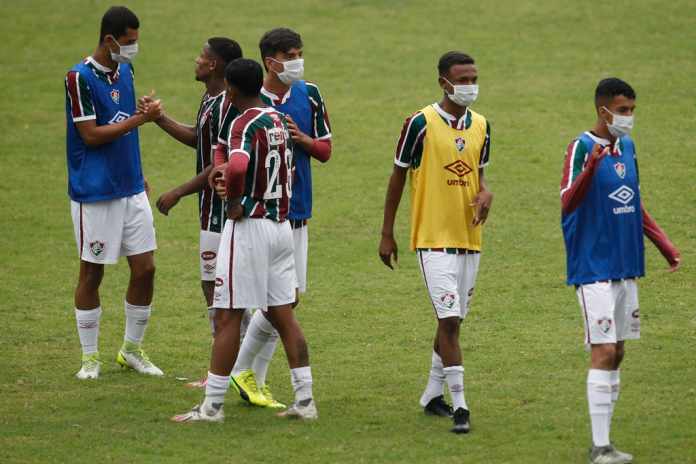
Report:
409,104,487,251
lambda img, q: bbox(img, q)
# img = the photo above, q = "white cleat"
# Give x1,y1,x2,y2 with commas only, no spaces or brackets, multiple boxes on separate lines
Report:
276,398,318,420
116,348,164,376
171,404,224,423
75,353,101,380
589,445,633,464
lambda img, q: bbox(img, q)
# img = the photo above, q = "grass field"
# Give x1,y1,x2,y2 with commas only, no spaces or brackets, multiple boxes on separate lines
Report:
1,1,695,462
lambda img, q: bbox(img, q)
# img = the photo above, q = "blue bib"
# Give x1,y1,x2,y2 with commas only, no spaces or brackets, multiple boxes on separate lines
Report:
562,133,644,285
66,61,144,202
274,80,313,220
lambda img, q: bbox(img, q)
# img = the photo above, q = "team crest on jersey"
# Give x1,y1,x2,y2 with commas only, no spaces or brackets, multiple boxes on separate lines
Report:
440,293,456,309
215,277,223,287
110,89,120,104
597,318,613,334
89,241,105,258
614,162,626,179
454,137,466,152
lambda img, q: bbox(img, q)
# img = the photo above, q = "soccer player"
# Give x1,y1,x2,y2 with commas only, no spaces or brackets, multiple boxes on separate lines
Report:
228,27,332,407
143,38,242,365
379,51,493,434
172,58,317,423
66,6,163,379
560,78,680,464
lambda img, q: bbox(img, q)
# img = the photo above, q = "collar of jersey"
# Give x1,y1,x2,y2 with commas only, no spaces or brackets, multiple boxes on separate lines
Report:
585,131,623,156
261,85,291,105
432,103,471,130
85,56,120,84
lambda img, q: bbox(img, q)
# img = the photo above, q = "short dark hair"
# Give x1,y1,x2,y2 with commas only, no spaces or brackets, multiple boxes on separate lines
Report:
438,51,475,76
259,28,303,63
595,78,636,106
99,6,139,43
225,58,263,97
207,37,243,65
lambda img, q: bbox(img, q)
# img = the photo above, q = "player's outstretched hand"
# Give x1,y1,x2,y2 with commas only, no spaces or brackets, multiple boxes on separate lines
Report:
285,115,313,148
471,190,493,226
137,90,156,114
156,189,181,215
379,234,398,270
208,164,226,189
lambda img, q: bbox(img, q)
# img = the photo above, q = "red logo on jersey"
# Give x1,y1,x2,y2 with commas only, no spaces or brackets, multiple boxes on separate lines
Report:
110,89,120,104
444,160,473,178
614,162,626,179
201,251,217,261
454,137,466,152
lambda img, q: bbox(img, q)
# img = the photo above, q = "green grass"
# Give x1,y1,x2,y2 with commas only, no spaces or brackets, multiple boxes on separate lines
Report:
1,0,695,462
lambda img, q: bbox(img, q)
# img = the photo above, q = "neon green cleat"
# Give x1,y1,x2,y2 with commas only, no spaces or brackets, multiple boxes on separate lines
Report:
261,383,286,409
76,352,101,379
116,343,163,376
230,370,270,406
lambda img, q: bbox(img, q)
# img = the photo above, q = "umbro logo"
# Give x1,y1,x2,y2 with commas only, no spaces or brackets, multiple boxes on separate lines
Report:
108,111,130,124
444,160,472,178
608,185,634,205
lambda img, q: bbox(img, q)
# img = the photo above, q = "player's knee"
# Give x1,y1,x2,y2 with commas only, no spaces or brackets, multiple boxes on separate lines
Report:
592,343,618,368
132,262,156,283
438,317,460,337
80,265,104,289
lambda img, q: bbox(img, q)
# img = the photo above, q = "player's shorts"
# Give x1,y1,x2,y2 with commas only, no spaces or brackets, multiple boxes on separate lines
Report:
71,191,157,265
291,220,308,293
200,230,221,281
576,279,640,345
417,249,481,320
213,218,297,311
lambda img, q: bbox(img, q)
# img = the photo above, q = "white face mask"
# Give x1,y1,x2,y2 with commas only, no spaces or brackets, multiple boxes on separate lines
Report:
273,58,304,85
443,78,478,107
603,107,634,137
109,36,139,64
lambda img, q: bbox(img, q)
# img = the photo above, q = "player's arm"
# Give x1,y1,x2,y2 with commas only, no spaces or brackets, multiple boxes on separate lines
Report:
472,122,493,225
66,71,161,147
137,94,197,148
641,204,681,271
560,142,609,214
379,112,424,269
156,165,213,216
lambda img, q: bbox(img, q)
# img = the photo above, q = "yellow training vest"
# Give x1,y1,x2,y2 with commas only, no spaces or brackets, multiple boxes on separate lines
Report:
409,104,487,251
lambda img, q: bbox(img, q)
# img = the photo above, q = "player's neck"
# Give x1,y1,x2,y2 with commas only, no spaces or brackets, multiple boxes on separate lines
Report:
439,97,467,120
205,77,225,97
234,96,265,113
592,121,616,143
92,46,118,71
263,74,290,97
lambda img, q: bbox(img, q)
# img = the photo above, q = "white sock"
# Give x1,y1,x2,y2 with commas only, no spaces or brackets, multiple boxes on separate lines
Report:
443,365,467,411
124,301,151,346
203,371,230,411
231,310,271,376
75,307,101,355
588,369,612,447
290,366,313,402
252,332,278,387
207,307,216,337
419,351,446,407
609,370,620,423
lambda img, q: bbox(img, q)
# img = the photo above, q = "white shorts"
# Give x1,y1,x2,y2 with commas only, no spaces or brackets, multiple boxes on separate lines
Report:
71,191,157,265
213,218,297,311
577,279,640,345
293,224,308,293
200,230,221,281
417,250,481,320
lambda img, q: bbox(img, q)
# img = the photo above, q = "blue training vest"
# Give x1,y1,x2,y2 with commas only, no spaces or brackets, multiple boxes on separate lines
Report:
65,61,144,202
562,133,644,285
273,80,313,220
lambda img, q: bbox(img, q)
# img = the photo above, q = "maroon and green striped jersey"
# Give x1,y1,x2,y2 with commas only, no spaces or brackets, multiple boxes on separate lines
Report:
228,107,294,222
196,91,226,232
